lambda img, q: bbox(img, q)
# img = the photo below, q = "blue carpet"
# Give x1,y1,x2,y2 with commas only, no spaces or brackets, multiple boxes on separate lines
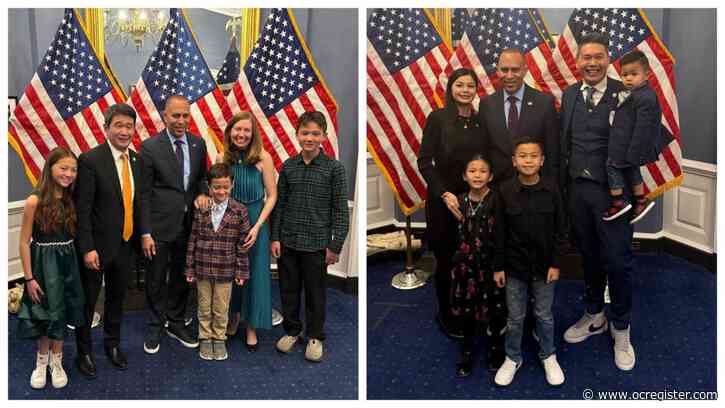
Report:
9,282,357,399
367,252,716,399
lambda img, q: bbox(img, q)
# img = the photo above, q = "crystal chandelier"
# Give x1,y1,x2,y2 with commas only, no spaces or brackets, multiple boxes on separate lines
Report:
104,9,168,51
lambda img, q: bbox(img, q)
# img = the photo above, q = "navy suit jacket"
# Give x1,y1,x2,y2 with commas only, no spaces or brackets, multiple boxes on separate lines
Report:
609,83,666,165
478,85,560,185
139,131,209,242
74,142,147,263
559,78,626,188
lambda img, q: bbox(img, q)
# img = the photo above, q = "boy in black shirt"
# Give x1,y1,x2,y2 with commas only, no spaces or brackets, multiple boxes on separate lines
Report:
494,137,568,387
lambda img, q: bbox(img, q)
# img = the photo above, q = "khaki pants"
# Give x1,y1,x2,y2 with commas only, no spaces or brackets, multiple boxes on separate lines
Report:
196,280,233,341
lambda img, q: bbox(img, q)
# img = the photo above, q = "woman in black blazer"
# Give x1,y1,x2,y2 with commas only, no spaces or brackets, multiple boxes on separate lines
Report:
417,68,485,338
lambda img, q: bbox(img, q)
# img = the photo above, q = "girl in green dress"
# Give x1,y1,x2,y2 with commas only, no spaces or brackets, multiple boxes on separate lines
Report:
17,147,85,389
219,112,277,351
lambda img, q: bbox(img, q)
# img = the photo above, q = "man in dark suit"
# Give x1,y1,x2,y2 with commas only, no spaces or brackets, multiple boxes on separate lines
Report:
139,95,211,353
74,103,147,377
478,48,560,185
559,33,636,372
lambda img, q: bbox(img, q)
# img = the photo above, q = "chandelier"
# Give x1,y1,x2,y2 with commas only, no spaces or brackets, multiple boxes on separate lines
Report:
104,9,168,51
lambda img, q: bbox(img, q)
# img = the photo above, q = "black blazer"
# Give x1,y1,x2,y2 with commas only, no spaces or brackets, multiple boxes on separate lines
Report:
560,78,626,188
139,131,209,242
74,142,147,264
478,85,560,185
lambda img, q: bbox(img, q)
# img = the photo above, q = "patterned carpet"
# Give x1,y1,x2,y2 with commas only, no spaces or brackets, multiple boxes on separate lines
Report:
8,282,358,399
367,252,716,399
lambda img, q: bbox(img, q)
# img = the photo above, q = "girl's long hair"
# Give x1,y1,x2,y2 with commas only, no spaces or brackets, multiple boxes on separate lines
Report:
34,147,78,236
442,68,478,136
222,112,263,166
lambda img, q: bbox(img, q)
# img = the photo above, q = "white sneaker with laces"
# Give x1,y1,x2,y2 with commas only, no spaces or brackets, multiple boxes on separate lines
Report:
563,311,608,343
49,352,68,389
541,354,565,386
494,356,522,386
30,353,49,389
611,326,636,371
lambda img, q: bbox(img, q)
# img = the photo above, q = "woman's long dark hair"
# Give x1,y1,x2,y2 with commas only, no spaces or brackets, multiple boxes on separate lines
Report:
442,68,478,136
34,147,78,236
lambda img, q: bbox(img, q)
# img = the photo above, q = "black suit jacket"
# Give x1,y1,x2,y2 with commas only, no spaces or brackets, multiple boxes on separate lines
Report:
139,131,209,242
478,85,560,185
74,142,146,264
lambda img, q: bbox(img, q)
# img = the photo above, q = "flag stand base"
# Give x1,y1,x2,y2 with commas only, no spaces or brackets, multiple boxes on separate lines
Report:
391,215,426,290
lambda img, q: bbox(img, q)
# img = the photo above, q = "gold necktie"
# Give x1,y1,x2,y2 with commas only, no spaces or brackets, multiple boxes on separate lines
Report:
121,153,133,241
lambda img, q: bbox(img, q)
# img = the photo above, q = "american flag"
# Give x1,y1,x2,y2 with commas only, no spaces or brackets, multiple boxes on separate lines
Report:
451,9,471,46
226,8,339,170
216,39,240,95
437,9,559,105
539,8,682,197
367,8,452,215
8,8,126,185
127,8,231,163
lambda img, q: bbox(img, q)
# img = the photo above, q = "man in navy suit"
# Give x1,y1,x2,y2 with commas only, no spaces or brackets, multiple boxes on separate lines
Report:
478,48,560,186
139,95,211,353
559,33,636,371
74,103,147,377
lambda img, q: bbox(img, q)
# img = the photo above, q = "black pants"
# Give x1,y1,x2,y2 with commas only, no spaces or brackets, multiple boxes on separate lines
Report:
144,234,190,332
75,240,132,355
278,247,327,341
433,244,460,332
570,179,634,330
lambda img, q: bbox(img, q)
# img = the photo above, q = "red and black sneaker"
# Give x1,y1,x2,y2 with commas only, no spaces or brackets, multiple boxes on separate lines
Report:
602,198,632,221
630,198,656,224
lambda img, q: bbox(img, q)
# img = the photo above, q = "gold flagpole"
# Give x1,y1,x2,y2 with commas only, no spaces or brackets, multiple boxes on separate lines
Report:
429,8,452,49
240,8,260,66
83,9,105,61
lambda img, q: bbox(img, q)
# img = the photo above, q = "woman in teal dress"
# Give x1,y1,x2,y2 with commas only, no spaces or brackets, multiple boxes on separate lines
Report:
219,112,278,351
17,147,85,389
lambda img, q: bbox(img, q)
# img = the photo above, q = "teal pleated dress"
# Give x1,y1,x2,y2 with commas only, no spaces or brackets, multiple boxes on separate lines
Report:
17,200,85,340
229,161,273,330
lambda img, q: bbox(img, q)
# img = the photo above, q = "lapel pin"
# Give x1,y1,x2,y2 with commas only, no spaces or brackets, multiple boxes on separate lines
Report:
612,93,617,98
527,101,533,106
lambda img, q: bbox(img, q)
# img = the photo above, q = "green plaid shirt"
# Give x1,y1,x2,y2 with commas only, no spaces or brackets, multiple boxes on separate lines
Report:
271,151,350,253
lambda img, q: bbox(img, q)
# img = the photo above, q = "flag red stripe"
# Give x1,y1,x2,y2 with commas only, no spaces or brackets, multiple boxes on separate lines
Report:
312,83,339,133
366,127,416,207
390,67,427,132
367,92,427,196
80,107,105,146
12,105,52,158
9,124,42,179
408,61,438,112
367,58,421,153
25,86,76,151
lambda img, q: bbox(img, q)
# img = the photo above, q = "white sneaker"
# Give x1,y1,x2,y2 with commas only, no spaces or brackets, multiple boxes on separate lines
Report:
30,353,49,389
563,311,608,343
611,326,636,371
541,354,565,386
49,352,68,389
305,339,324,362
494,356,522,386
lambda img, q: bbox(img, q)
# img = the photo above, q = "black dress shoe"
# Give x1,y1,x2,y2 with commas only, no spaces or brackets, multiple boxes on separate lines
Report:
245,342,258,353
436,314,464,339
75,354,97,379
487,350,505,372
105,346,128,370
456,351,473,377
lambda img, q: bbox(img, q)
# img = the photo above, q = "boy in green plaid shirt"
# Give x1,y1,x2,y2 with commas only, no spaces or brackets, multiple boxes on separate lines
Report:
271,111,349,362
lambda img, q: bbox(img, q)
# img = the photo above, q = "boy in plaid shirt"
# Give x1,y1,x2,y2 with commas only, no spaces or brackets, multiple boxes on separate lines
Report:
185,163,250,361
271,111,349,362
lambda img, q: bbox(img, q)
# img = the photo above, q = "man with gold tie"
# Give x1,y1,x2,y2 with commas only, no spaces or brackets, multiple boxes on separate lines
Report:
73,103,147,378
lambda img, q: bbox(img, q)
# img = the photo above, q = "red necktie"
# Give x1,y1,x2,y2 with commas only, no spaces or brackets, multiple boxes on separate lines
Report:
507,95,519,135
